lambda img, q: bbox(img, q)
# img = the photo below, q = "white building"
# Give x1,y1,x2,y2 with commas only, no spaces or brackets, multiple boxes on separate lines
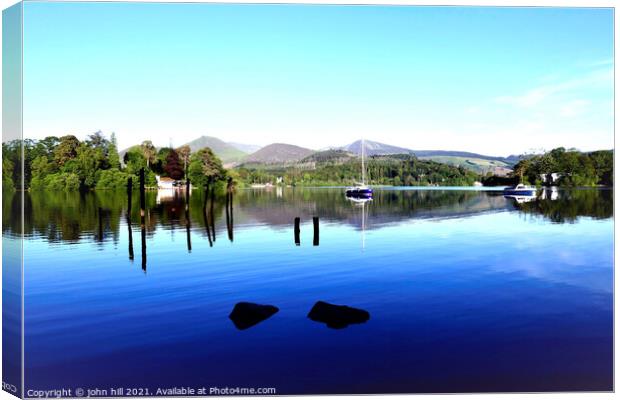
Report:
539,173,562,185
156,175,176,190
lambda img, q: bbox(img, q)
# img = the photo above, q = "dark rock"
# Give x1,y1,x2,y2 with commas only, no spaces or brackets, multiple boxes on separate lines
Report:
229,302,279,330
308,301,370,329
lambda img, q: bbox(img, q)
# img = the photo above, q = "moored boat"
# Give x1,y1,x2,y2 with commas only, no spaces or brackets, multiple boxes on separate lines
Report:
503,183,537,196
346,185,373,198
346,137,373,199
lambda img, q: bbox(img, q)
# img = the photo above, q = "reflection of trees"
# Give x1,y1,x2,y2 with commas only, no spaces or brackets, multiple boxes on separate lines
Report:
512,189,613,223
3,188,613,244
233,188,510,229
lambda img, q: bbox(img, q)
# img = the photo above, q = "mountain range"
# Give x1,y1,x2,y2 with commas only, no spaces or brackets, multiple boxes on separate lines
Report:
122,135,521,173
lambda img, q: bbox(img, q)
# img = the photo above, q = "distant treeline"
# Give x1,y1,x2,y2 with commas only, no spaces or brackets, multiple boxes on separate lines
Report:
512,148,613,187
236,154,479,187
2,132,228,191
2,136,613,191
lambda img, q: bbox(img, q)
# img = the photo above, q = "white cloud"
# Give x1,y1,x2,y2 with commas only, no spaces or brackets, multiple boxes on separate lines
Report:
558,99,590,117
494,67,612,108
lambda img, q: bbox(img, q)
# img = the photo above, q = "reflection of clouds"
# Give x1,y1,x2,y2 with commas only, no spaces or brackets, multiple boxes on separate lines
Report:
487,230,612,294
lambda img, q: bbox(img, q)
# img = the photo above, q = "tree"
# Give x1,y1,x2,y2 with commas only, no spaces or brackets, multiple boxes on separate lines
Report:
86,131,110,152
176,145,191,179
512,159,531,183
53,135,80,166
164,149,184,180
123,147,147,175
2,156,14,191
108,132,120,170
187,147,225,187
140,140,157,168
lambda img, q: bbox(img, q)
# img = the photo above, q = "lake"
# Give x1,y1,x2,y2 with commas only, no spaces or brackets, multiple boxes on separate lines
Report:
4,187,613,394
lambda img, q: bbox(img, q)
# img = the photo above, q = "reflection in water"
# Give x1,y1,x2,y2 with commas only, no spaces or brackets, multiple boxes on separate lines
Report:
308,301,370,329
229,302,279,330
15,186,613,392
504,195,537,204
5,188,613,245
514,188,613,224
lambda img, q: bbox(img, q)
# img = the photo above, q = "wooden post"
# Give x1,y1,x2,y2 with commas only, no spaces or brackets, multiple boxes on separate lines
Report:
139,168,146,271
185,183,191,252
127,176,133,198
226,191,234,242
127,214,134,261
139,168,146,214
294,217,301,246
203,186,213,247
141,221,147,272
186,178,190,195
210,186,216,243
313,216,319,246
127,177,134,260
98,207,103,242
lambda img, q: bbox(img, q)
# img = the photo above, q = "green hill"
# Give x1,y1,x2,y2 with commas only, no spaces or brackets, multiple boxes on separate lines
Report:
182,136,247,164
418,155,513,175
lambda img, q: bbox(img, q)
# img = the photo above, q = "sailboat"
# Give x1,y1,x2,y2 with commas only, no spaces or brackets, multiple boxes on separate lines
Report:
346,138,373,198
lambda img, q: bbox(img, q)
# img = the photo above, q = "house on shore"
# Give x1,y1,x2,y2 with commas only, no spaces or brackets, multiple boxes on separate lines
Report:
539,173,562,185
156,175,177,190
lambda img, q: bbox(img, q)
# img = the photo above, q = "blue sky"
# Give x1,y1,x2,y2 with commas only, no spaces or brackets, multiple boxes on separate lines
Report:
22,3,613,155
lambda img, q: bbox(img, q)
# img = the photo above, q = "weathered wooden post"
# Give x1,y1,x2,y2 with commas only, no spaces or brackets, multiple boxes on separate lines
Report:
226,192,234,242
127,177,134,260
139,168,146,214
127,215,134,261
313,217,319,246
98,207,103,242
139,168,146,271
226,177,234,242
294,217,301,246
141,222,147,272
127,176,133,201
185,180,192,252
210,186,216,243
203,186,213,247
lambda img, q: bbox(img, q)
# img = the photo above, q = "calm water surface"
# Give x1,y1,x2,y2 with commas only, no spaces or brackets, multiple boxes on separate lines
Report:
5,187,613,394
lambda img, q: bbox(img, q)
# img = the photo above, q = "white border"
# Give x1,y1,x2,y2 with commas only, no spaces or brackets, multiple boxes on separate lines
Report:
0,1,616,400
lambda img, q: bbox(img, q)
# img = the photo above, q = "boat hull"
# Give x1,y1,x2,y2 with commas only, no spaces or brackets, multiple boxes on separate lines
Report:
346,188,373,198
503,189,537,196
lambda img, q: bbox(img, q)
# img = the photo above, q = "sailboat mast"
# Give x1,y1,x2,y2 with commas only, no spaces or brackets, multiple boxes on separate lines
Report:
361,137,366,185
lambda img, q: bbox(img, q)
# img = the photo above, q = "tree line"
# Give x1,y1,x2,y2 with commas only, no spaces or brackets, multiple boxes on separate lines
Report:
2,136,613,191
236,154,479,187
2,131,228,191
508,147,613,187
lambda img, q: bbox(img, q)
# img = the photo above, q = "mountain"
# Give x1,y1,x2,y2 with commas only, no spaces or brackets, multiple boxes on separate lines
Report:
228,142,262,154
300,149,356,164
181,136,247,163
242,143,315,164
342,140,412,156
340,139,519,172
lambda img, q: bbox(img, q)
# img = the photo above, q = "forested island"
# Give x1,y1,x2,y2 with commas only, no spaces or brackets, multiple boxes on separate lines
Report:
1,132,614,191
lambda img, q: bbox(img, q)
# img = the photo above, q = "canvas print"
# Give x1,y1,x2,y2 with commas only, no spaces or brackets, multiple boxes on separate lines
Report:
2,2,614,397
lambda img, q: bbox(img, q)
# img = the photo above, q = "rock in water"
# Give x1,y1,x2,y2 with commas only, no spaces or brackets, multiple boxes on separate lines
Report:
229,302,279,330
308,301,370,329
